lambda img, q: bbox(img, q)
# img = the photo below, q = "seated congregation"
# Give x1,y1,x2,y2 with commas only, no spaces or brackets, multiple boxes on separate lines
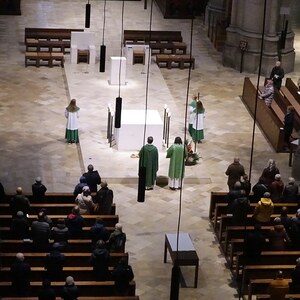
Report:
211,157,300,300
0,164,137,299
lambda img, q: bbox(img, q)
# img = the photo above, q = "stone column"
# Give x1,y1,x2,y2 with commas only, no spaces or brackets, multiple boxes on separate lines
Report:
205,0,226,43
222,0,295,74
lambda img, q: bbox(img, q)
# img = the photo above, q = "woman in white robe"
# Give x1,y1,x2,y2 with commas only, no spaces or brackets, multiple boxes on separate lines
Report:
65,99,80,144
190,100,205,143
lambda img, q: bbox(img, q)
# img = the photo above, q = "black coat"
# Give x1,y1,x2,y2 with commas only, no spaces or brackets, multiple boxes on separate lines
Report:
61,284,79,300
95,187,113,214
90,248,110,280
83,170,101,193
66,214,84,238
45,251,65,281
32,182,47,202
11,260,31,296
11,215,30,239
270,66,284,89
284,111,294,137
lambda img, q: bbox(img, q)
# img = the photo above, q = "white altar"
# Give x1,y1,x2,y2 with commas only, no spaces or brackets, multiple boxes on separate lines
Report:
114,110,163,151
110,57,126,85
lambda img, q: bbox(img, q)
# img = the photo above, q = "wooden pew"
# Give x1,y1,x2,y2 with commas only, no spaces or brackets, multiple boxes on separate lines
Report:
223,226,272,255
0,214,119,227
0,266,126,281
280,86,300,132
0,203,116,215
242,77,285,152
156,54,195,69
25,28,84,54
0,280,136,297
236,251,300,278
248,278,292,300
2,192,107,204
217,214,293,242
0,252,128,267
242,265,294,293
286,78,300,103
0,239,125,253
213,202,298,231
0,226,114,239
149,42,187,55
123,30,182,45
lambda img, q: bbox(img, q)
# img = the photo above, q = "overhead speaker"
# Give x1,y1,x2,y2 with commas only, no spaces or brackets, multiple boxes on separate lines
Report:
100,45,106,72
137,166,146,202
170,265,180,300
115,97,122,128
85,3,91,28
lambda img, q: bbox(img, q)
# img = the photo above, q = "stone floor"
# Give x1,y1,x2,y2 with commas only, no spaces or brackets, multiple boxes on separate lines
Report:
1,1,300,299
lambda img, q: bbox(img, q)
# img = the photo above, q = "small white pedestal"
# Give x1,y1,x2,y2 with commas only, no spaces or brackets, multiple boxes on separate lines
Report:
114,110,163,151
110,57,126,85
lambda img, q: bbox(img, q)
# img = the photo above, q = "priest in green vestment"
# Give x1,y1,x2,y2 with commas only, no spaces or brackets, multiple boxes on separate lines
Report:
166,137,188,190
139,136,159,190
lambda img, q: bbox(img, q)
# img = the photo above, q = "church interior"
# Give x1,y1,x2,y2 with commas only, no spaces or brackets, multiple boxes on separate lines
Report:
1,0,300,299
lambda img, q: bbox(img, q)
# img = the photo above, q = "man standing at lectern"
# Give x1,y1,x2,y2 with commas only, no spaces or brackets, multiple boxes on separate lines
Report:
139,136,159,190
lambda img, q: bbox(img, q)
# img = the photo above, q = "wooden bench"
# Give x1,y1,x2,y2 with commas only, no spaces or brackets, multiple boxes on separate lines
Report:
0,226,114,239
0,252,128,267
26,40,70,53
0,239,125,253
0,202,116,215
2,192,85,203
0,214,119,227
0,280,136,297
242,265,294,293
217,214,293,242
286,78,300,104
248,278,292,300
156,54,195,69
25,28,84,53
0,266,123,281
280,86,300,132
236,251,300,278
25,52,64,68
149,42,187,54
223,225,272,255
123,30,182,45
213,202,298,231
242,77,285,152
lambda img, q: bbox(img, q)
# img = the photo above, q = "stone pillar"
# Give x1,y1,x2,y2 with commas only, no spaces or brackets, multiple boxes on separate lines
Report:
205,0,226,44
222,0,295,74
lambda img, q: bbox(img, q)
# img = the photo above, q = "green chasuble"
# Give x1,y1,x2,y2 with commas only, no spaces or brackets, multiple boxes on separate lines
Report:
139,144,159,187
166,144,187,179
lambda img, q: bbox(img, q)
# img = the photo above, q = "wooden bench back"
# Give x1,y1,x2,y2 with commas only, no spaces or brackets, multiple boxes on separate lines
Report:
286,78,300,103
123,30,182,45
25,28,84,42
0,239,125,253
0,214,119,227
0,252,128,267
0,202,116,215
0,280,136,297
